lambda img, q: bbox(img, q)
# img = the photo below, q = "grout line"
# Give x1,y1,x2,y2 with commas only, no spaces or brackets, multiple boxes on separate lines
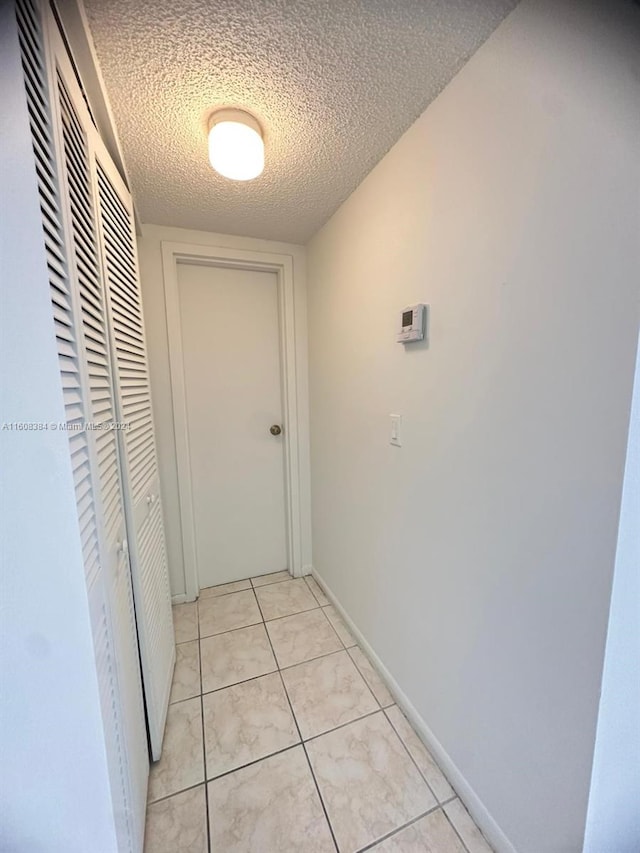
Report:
355,803,444,853
302,707,384,745
198,618,263,642
317,604,347,641
277,666,340,853
200,666,280,698
198,585,252,599
249,572,293,589
200,586,274,699
173,634,199,645
300,733,340,853
445,799,494,853
255,586,339,853
174,637,199,648
168,691,202,707
341,649,384,711
321,604,357,648
146,780,208,807
205,742,301,785
303,576,330,607
195,612,211,853
263,612,347,670
261,602,321,624
382,706,440,805
274,646,380,726
279,646,346,674
250,585,263,618
441,801,475,853
259,603,319,622
199,619,267,642
346,647,393,711
197,573,291,598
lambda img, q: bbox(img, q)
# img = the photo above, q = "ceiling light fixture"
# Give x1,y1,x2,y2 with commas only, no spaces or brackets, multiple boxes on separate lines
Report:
208,109,264,181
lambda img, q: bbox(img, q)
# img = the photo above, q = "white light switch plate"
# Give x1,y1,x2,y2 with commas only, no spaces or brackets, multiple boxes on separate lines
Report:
390,414,402,447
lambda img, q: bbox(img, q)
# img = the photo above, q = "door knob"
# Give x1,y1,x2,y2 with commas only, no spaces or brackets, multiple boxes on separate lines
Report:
270,424,282,436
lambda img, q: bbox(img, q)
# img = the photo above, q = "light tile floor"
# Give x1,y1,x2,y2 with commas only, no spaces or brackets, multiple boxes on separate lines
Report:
146,572,493,853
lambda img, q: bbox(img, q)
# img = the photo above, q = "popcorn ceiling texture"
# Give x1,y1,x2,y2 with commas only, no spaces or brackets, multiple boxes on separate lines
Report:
84,0,518,243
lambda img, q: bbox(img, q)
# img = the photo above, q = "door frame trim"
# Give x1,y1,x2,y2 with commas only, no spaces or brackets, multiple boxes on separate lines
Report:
161,240,304,599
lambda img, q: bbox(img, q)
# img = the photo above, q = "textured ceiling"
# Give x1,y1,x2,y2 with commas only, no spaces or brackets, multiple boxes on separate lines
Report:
83,0,519,244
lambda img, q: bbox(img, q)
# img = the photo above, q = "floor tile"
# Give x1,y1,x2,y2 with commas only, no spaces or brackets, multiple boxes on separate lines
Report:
203,672,299,778
306,711,436,853
282,650,378,740
385,706,454,803
169,641,200,704
172,602,198,643
200,579,251,598
322,605,356,647
200,623,277,693
256,577,318,620
148,697,204,803
143,785,208,853
348,646,394,708
198,589,262,638
251,570,291,587
266,608,343,668
305,575,330,606
370,810,466,853
208,746,335,853
444,799,494,853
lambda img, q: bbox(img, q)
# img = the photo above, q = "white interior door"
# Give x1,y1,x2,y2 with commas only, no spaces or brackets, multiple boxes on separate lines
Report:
177,262,288,588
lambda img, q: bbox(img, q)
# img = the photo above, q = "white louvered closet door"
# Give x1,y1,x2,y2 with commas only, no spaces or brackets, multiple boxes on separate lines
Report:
16,1,147,849
94,147,175,758
53,56,150,839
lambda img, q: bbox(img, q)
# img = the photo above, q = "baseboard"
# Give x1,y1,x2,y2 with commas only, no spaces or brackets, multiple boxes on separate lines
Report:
300,564,314,577
312,568,518,853
171,592,187,605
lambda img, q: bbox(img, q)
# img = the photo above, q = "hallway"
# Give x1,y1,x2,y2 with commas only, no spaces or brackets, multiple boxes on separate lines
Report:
145,573,492,852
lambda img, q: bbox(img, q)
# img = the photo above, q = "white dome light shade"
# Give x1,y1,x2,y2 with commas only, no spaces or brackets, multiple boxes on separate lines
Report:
208,109,264,181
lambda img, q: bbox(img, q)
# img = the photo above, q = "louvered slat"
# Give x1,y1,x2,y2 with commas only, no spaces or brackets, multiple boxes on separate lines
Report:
96,165,157,503
134,494,170,701
15,0,102,591
57,75,126,548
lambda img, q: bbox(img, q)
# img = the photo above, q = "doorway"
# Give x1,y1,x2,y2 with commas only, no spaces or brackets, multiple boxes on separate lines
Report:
177,262,288,587
162,241,306,601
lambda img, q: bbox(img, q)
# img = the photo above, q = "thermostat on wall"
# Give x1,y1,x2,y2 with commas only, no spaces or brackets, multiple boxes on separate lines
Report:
397,304,427,343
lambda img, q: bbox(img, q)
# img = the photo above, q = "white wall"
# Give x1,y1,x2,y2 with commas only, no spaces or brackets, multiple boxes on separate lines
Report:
306,1,640,851
138,224,311,599
584,333,640,852
0,6,117,849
